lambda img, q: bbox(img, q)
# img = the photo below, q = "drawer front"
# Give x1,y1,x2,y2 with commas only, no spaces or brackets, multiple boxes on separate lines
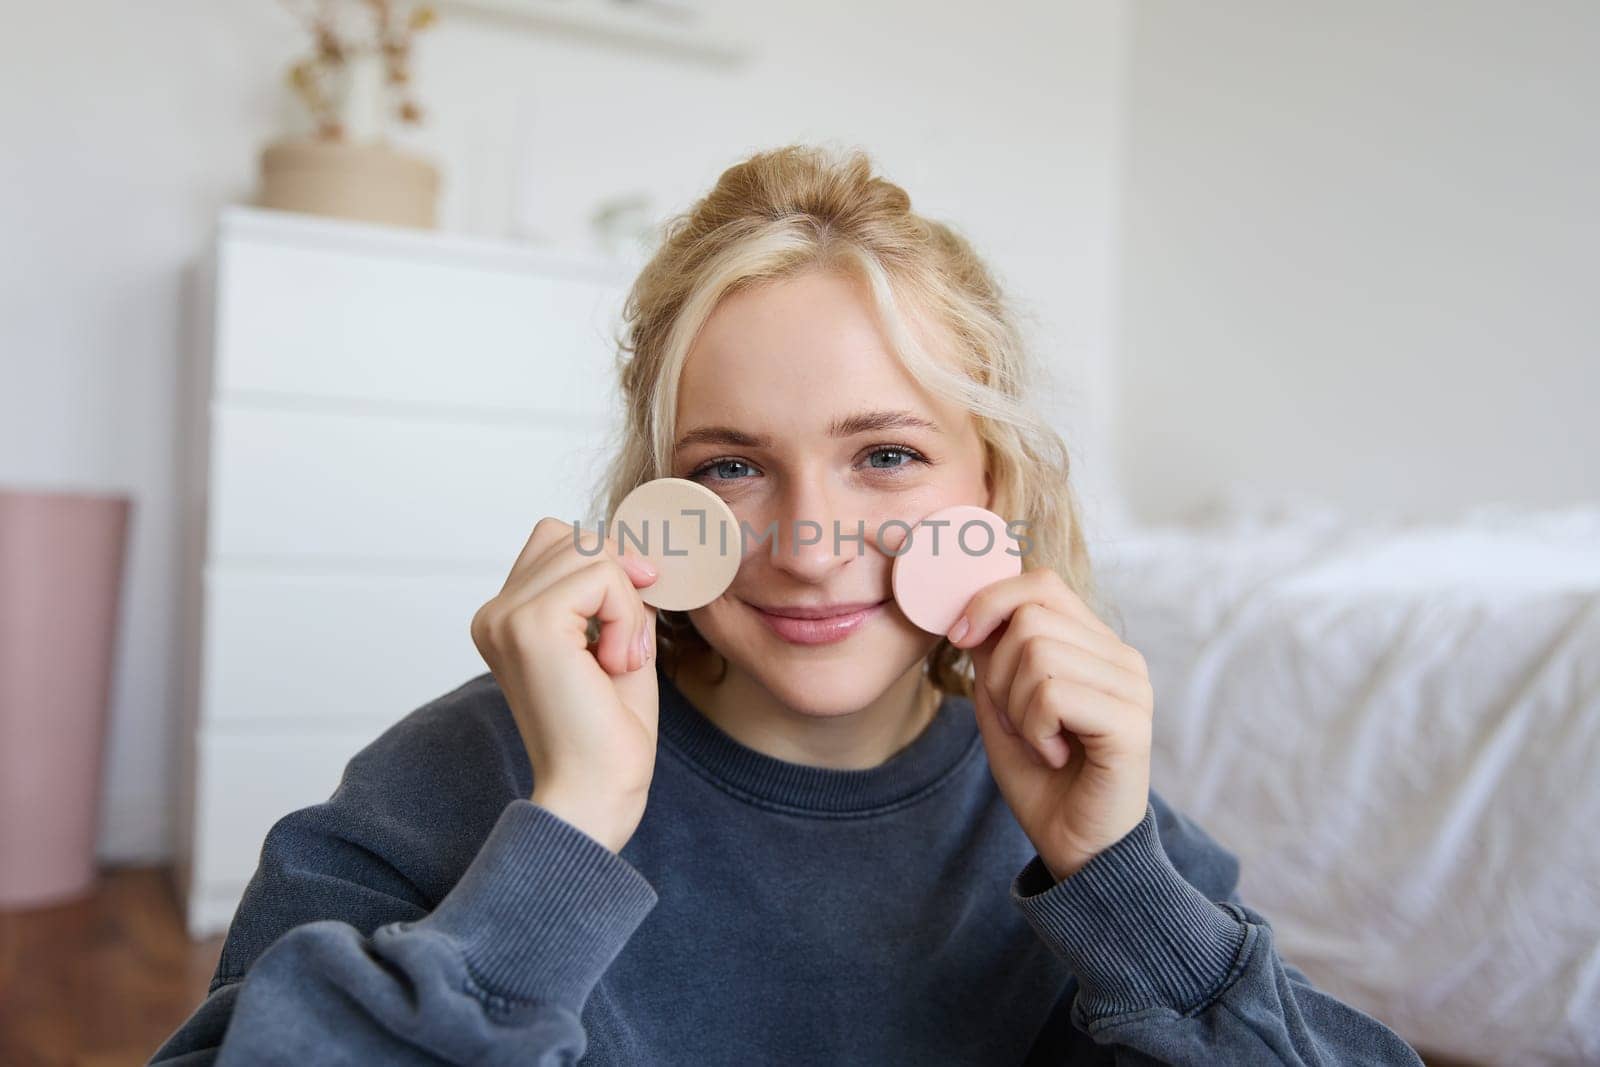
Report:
201,570,499,727
191,725,392,896
217,236,628,418
209,403,613,564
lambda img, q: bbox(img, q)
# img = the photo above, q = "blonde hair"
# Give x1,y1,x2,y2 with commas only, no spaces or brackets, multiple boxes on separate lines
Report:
588,143,1098,698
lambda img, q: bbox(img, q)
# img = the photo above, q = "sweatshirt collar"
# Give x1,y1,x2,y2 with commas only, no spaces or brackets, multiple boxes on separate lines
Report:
655,662,981,815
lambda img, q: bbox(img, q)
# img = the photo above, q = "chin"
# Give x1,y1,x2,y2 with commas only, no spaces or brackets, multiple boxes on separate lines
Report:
755,661,909,718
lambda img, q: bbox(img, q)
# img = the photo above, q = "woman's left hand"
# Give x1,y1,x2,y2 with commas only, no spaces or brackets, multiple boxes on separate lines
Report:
948,568,1154,882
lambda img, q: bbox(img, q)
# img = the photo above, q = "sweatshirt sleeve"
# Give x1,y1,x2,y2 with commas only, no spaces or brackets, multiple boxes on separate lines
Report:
1010,801,1425,1066
152,799,656,1065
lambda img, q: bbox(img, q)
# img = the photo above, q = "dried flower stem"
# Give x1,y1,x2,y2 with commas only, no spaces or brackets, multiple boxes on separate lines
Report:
277,0,435,138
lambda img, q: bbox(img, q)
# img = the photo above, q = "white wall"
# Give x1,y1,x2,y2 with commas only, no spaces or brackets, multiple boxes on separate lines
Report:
0,0,1127,862
1113,0,1600,523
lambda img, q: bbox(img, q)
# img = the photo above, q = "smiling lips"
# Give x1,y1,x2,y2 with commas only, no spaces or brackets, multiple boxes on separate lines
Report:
750,600,887,645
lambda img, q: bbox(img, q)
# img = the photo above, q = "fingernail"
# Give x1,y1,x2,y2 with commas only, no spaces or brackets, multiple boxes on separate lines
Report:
619,551,655,580
948,616,970,644
635,628,649,667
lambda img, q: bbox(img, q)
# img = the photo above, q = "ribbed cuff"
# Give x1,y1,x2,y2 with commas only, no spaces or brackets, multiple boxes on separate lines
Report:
418,800,658,1013
1010,803,1249,1020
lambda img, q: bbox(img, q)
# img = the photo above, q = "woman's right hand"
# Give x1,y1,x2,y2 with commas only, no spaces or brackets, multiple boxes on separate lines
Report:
470,517,660,853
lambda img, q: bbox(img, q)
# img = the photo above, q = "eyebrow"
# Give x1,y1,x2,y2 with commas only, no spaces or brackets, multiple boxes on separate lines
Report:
673,409,942,454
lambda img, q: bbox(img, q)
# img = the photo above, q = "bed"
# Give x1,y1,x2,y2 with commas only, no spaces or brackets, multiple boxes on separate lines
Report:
1088,494,1600,1066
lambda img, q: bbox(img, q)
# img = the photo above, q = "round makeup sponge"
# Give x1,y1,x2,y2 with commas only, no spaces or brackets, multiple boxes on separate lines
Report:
892,504,1023,635
610,477,741,611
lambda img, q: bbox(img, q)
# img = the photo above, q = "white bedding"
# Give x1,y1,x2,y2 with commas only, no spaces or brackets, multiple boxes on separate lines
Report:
1089,496,1600,1066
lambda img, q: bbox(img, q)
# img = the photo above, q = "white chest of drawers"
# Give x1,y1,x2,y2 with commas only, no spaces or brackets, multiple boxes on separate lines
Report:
177,207,631,936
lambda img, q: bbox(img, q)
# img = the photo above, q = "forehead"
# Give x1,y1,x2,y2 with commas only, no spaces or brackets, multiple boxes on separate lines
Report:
677,269,960,430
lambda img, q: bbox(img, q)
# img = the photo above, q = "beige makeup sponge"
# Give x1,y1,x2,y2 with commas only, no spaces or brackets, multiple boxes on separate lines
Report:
611,478,742,611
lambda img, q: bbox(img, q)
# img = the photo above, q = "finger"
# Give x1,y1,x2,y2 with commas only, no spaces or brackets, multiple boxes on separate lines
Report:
984,612,1151,714
504,518,658,608
974,667,1059,768
515,557,647,676
513,517,660,589
571,521,660,593
609,601,661,674
1004,637,1139,748
1019,677,1137,770
972,676,1023,750
521,532,654,674
640,602,659,664
961,567,1116,644
504,516,580,587
952,568,1132,667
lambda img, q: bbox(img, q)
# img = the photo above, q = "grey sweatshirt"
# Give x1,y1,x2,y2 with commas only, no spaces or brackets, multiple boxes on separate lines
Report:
151,665,1424,1065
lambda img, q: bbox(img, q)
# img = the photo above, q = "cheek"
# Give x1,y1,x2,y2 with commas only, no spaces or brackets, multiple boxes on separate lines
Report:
690,599,745,644
872,484,987,543
871,493,937,529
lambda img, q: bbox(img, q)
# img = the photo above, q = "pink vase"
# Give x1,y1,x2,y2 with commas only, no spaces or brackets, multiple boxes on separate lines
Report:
0,488,132,909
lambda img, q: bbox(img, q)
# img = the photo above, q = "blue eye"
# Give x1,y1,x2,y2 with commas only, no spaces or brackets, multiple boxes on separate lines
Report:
687,445,930,484
864,446,928,472
867,448,910,469
693,458,758,481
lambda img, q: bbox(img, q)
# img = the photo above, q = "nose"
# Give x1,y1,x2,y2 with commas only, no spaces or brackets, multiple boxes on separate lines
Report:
764,475,861,585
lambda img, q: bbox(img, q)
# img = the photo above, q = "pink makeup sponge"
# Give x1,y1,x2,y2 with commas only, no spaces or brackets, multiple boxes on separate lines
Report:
891,504,1023,635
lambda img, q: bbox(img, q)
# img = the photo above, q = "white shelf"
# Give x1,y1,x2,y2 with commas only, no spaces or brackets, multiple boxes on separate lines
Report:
440,0,751,66
221,205,635,285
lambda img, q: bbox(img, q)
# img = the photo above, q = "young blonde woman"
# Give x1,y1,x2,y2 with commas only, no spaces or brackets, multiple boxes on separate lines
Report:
155,145,1423,1065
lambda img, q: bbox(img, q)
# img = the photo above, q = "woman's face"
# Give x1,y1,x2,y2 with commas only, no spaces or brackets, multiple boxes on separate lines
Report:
672,268,992,717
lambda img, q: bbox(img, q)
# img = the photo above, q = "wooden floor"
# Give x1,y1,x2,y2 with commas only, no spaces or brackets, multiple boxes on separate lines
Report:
0,869,223,1067
0,868,1483,1066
